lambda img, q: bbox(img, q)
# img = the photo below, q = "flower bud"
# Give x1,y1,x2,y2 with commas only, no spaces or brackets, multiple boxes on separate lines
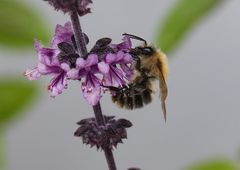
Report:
44,0,92,16
74,116,132,150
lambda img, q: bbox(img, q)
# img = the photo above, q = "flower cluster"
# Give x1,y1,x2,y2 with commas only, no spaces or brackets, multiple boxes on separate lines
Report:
74,116,132,149
44,0,93,16
25,22,133,105
25,22,73,97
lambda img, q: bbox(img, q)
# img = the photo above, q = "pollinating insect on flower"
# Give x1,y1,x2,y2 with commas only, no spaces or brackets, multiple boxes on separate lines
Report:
109,33,169,122
25,22,136,106
25,22,169,122
25,0,169,168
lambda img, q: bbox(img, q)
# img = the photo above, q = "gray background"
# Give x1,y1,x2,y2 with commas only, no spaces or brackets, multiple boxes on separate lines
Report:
1,0,240,169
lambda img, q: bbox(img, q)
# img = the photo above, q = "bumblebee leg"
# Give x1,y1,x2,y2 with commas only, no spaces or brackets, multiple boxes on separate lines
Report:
134,57,142,72
134,93,144,109
142,88,153,105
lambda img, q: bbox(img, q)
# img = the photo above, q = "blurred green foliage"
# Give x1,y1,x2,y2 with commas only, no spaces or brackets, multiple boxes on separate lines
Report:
0,134,5,169
156,0,223,54
186,158,239,170
0,0,50,169
0,0,50,49
0,78,38,130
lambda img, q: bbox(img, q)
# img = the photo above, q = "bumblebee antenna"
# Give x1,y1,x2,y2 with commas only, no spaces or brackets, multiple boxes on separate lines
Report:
122,33,147,46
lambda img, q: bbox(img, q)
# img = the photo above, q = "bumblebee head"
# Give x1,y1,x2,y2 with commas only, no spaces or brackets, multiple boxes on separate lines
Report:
130,46,155,57
122,33,155,56
137,46,155,55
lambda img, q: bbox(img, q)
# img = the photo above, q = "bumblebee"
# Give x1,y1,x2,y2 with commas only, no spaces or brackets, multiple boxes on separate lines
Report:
110,33,169,122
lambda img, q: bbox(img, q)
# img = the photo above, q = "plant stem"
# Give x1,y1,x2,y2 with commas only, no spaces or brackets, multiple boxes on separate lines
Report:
70,8,88,57
104,146,117,170
93,102,105,125
70,8,117,170
93,102,117,170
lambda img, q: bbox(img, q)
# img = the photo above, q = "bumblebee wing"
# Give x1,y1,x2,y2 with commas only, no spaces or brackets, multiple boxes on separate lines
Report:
157,61,168,122
159,71,168,122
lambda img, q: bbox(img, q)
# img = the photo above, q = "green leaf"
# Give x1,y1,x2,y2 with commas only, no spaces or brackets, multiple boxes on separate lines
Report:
186,159,238,170
0,0,50,49
156,0,223,54
0,134,5,170
0,78,38,129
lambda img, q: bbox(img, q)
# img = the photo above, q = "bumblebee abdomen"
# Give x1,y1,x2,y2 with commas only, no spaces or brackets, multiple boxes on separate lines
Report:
112,91,125,108
142,88,153,105
125,95,134,110
112,92,152,110
133,94,144,109
111,76,154,110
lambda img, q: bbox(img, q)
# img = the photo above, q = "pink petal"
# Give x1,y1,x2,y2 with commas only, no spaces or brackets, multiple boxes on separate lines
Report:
120,64,133,79
76,58,86,69
115,51,125,61
60,63,70,72
64,22,72,32
105,53,117,64
102,73,113,86
24,67,41,80
122,35,132,49
85,54,98,67
50,88,61,97
82,86,102,106
67,68,80,80
37,63,52,75
34,39,42,52
49,73,67,97
103,67,125,87
51,22,73,48
110,68,125,87
35,40,59,66
122,53,133,63
98,61,110,74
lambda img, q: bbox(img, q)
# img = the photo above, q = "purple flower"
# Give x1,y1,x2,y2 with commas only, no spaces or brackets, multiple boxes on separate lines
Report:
98,51,133,87
110,35,132,52
67,54,102,106
51,22,73,48
25,22,73,97
24,67,41,80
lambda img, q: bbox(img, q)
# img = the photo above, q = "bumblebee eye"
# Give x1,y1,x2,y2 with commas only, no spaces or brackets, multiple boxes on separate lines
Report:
141,47,153,55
